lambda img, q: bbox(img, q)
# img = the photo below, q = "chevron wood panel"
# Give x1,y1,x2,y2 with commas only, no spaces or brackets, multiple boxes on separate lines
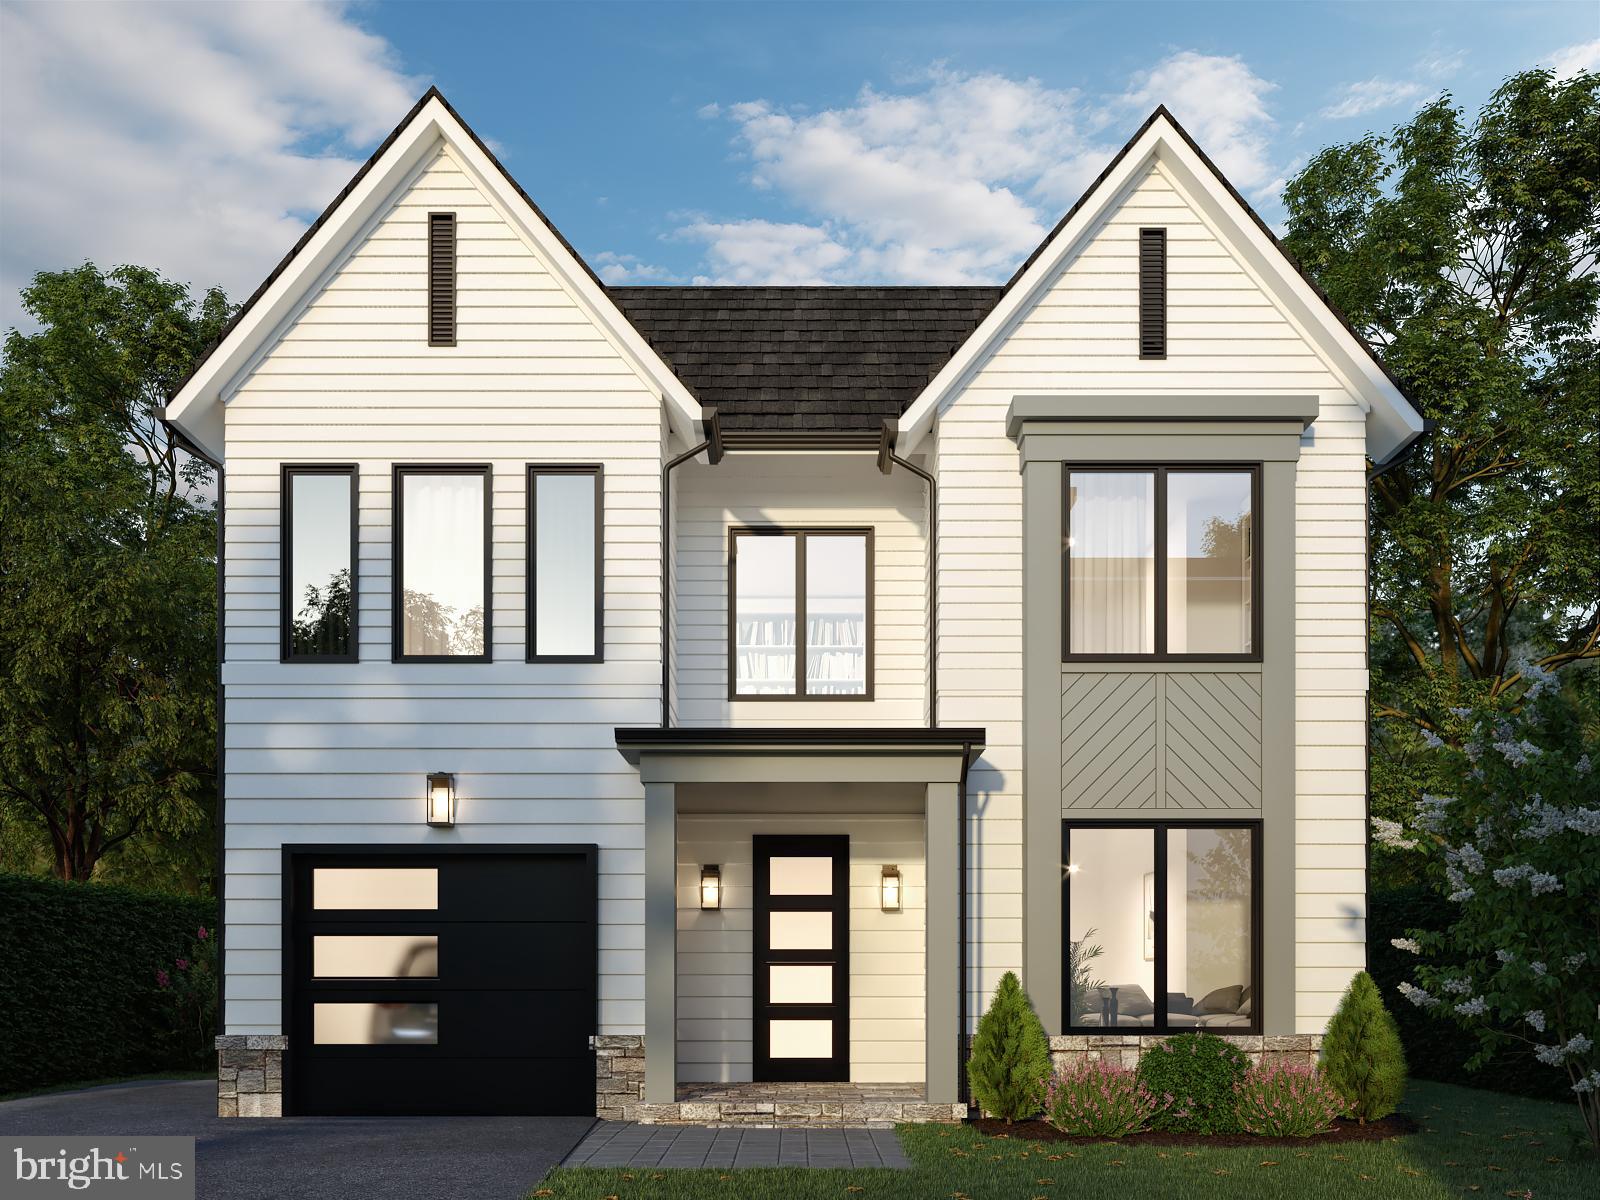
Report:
1061,673,1158,809
1164,673,1262,809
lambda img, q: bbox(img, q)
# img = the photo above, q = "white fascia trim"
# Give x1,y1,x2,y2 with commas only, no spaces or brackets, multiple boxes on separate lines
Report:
165,96,701,463
895,115,1425,462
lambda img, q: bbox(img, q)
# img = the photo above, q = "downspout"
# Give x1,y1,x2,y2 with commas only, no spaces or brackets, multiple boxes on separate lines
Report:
878,423,937,727
159,410,225,1031
958,740,972,1112
660,408,723,728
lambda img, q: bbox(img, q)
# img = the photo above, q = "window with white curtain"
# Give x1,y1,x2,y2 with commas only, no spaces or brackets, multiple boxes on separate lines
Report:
1066,467,1257,659
527,466,602,662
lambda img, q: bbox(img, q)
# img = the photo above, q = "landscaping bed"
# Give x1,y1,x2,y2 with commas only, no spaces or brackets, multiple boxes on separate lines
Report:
971,1111,1418,1147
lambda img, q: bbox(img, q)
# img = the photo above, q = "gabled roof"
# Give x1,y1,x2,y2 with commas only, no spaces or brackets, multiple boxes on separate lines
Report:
609,286,1001,432
894,106,1426,463
163,88,703,462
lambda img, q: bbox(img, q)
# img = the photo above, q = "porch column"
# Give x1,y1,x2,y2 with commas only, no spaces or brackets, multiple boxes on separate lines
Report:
925,781,960,1104
644,780,677,1103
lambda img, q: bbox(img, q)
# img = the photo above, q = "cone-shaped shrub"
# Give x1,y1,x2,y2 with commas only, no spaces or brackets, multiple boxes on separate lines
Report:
1321,970,1406,1123
968,971,1052,1122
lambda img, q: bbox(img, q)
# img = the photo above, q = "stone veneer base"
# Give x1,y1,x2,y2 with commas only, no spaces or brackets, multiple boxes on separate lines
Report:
215,1035,287,1118
1048,1032,1323,1073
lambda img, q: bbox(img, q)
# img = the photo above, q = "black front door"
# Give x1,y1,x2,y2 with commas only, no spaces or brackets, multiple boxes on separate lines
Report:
284,845,597,1115
752,835,849,1081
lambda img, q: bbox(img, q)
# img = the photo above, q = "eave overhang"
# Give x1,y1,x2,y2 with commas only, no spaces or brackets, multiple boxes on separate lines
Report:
613,726,986,767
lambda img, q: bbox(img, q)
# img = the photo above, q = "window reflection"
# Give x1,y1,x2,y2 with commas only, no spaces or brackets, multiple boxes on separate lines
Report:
1167,473,1253,654
313,935,438,978
314,1002,439,1045
400,471,486,658
532,471,597,657
287,471,353,658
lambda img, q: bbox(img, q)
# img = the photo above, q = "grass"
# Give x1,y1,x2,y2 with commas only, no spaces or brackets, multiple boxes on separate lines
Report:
533,1081,1599,1200
0,1071,212,1103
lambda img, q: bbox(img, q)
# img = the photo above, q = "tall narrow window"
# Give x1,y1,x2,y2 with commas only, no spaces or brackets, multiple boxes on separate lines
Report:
393,466,490,661
527,465,602,662
1063,821,1259,1033
1065,467,1258,660
1138,227,1166,359
428,212,456,347
731,529,872,699
282,466,357,661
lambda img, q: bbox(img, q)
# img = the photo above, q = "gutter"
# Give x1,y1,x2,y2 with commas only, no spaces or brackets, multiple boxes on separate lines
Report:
660,409,723,727
1367,417,1435,481
957,739,972,1112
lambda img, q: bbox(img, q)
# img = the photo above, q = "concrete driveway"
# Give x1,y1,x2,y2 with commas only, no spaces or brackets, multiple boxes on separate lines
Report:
0,1079,594,1200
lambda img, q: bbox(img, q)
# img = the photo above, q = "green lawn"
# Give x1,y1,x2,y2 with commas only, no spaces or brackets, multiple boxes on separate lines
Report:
535,1081,1598,1200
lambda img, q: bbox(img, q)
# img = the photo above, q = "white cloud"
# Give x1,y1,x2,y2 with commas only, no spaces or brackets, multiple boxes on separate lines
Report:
1121,51,1278,194
1547,38,1600,80
0,0,419,330
1320,77,1428,120
591,251,678,284
678,220,852,285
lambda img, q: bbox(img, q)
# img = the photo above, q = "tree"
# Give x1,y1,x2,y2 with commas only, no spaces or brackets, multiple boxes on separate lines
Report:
1322,971,1407,1123
0,264,231,883
291,567,353,657
1387,678,1599,1150
967,971,1053,1122
1281,69,1600,832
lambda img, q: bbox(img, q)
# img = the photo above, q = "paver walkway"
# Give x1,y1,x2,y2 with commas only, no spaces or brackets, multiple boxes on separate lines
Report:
562,1121,912,1169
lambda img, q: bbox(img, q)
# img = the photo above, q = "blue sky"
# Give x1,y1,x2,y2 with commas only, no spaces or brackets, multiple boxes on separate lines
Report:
1,1,1595,325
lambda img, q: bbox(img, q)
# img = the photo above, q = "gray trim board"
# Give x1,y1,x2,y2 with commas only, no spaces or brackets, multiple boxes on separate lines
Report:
925,782,960,1103
645,782,677,1103
1006,394,1319,439
1260,457,1297,1035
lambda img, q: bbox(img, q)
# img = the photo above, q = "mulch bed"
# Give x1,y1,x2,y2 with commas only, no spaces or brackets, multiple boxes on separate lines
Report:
970,1113,1419,1148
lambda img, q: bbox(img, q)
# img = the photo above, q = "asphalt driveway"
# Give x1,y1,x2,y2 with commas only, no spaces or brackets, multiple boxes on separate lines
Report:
0,1079,594,1200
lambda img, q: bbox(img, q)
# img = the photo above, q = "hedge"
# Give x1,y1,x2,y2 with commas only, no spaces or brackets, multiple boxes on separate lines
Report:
1368,883,1569,1103
0,873,217,1094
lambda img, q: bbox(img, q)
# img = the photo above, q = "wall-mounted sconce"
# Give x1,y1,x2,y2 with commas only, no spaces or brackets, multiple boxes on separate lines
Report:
880,864,902,911
700,864,722,910
426,771,456,827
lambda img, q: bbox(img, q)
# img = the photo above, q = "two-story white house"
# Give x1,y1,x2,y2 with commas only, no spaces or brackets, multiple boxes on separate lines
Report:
163,89,1424,1121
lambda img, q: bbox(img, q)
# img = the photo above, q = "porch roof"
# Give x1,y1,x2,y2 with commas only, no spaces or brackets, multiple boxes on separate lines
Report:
613,725,985,767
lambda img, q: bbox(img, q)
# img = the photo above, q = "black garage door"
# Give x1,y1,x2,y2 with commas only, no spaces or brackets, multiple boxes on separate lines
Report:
284,845,597,1116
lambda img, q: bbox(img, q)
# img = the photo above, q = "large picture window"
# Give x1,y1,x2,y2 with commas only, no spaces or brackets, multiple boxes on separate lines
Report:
730,528,872,699
393,465,491,662
1062,821,1260,1034
281,465,358,662
1065,466,1258,660
527,465,602,662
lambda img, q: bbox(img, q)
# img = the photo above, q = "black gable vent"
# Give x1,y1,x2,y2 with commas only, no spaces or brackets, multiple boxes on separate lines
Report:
1139,227,1166,360
428,212,457,347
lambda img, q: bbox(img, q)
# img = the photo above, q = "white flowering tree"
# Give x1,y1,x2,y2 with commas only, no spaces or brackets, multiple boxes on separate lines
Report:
1382,667,1599,1150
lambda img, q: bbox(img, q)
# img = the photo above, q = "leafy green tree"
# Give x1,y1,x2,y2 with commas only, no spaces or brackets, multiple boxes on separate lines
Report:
1282,69,1600,834
1322,970,1407,1123
968,971,1052,1122
0,264,230,883
291,567,353,657
1387,680,1600,1149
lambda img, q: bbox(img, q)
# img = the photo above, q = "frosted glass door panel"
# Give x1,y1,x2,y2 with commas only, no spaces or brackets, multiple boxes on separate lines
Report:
768,856,832,895
313,935,438,978
314,1002,438,1045
769,964,832,1005
769,910,833,950
768,1019,832,1058
313,868,438,910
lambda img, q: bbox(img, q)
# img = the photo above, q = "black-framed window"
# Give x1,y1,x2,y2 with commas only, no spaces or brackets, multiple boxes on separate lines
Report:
729,528,873,700
282,465,358,662
527,465,602,663
1064,466,1259,660
392,465,491,662
1062,820,1261,1034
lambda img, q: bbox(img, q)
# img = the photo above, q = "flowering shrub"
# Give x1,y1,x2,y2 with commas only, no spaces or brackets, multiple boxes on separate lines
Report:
1234,1063,1347,1137
1045,1060,1170,1137
1135,1033,1251,1133
1384,680,1600,1150
154,925,217,1065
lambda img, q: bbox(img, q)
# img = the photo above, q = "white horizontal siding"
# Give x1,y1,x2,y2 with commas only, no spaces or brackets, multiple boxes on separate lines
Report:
676,812,926,1084
220,144,663,1035
672,453,929,726
935,159,1369,1033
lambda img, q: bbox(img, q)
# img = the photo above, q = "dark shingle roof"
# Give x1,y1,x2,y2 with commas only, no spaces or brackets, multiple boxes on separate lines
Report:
608,286,1003,432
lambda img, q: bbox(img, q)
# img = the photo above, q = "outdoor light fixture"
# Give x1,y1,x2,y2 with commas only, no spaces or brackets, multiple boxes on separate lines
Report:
880,864,902,911
426,772,456,828
700,864,721,910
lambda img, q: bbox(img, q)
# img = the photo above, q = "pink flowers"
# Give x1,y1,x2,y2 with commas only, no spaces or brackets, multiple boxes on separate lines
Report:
197,927,209,941
154,968,171,988
175,958,190,971
1045,1060,1170,1138
1234,1063,1347,1137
